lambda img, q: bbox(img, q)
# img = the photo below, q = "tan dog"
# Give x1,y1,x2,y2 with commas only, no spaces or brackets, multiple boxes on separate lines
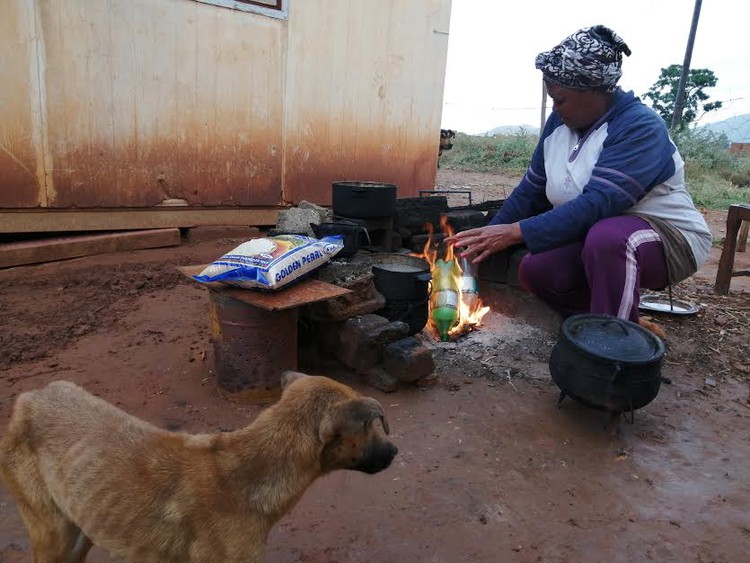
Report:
0,371,398,562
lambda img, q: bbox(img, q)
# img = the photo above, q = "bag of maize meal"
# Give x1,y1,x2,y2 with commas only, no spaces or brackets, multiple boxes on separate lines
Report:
193,234,344,290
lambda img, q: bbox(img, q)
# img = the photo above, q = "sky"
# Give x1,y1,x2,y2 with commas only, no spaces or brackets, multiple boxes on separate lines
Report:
441,0,750,135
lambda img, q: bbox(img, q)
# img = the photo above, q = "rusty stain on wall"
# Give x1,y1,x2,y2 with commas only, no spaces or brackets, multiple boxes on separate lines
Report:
0,144,39,208
0,0,44,208
50,137,283,208
284,132,437,204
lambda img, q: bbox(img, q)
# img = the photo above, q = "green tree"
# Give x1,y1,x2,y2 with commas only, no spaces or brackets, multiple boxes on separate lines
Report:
643,64,723,130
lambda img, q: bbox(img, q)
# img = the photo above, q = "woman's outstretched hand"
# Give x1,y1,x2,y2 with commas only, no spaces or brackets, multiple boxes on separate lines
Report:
444,222,524,264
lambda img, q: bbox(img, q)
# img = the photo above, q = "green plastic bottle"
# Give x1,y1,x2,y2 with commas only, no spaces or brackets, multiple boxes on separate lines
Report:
430,259,460,341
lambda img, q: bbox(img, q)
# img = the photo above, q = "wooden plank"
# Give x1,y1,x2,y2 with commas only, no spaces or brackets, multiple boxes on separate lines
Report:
177,264,351,311
0,208,281,234
0,228,182,269
714,204,750,294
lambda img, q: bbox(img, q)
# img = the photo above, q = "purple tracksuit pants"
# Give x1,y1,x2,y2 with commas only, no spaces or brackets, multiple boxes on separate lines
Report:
517,215,669,322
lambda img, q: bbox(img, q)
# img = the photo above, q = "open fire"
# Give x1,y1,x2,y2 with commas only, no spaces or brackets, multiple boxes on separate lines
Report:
413,216,490,341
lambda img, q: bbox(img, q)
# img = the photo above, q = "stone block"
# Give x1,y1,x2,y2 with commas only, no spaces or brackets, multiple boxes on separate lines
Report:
304,273,386,322
395,196,448,236
365,320,411,348
338,315,410,372
275,208,321,236
477,245,529,287
362,368,400,393
298,200,335,223
383,337,435,382
444,210,488,232
313,293,386,324
337,315,389,371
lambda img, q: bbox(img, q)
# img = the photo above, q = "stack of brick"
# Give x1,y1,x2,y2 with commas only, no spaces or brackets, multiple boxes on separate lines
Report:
305,314,435,392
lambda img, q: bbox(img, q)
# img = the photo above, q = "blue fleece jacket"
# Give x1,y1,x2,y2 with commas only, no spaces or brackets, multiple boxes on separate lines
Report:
488,88,710,265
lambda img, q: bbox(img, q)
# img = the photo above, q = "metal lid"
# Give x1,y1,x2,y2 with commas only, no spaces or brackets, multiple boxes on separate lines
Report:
561,314,665,364
332,181,397,189
367,253,430,272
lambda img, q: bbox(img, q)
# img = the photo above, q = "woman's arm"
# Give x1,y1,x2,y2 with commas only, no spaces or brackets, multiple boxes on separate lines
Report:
444,118,555,262
445,222,523,264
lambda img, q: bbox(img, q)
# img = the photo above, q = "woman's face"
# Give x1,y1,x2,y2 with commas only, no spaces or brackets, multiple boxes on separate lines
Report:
546,83,611,132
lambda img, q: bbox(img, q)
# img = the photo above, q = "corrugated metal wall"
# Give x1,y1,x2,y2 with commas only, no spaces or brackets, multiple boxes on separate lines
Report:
0,0,451,209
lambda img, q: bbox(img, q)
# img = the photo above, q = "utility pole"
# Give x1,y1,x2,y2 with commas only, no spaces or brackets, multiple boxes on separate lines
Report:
671,0,703,131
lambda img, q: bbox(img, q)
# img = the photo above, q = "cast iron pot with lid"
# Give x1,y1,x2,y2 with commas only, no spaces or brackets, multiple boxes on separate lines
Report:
332,181,397,219
549,314,666,420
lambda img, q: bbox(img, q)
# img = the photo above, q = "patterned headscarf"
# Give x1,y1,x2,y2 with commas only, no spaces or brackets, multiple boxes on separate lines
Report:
535,25,632,92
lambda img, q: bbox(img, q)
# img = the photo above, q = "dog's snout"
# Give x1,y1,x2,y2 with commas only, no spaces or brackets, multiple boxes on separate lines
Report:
356,440,398,475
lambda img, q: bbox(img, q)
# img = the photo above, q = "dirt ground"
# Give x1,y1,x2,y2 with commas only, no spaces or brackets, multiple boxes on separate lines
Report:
0,169,749,562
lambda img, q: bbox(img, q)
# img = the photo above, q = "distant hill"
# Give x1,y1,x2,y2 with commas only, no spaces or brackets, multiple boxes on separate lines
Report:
697,114,750,143
478,114,750,143
480,124,540,137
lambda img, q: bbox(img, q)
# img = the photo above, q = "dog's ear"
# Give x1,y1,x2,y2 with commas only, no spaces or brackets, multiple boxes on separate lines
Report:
280,370,308,389
319,397,390,443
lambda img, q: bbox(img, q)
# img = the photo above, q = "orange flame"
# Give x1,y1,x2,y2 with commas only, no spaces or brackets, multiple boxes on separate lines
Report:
412,216,490,340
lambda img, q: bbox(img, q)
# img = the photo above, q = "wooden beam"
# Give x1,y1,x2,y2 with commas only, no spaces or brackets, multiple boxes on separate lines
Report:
0,207,281,234
714,204,750,294
0,229,181,269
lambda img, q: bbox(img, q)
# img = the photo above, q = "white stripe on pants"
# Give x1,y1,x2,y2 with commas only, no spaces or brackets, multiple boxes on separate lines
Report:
618,229,662,318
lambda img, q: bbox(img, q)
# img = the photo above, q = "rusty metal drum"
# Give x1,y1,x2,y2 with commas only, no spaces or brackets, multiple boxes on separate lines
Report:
209,289,297,404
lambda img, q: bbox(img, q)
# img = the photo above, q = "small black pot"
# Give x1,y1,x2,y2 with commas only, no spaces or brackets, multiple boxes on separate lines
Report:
310,221,364,257
368,254,431,335
369,254,431,301
549,314,665,416
332,181,397,219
